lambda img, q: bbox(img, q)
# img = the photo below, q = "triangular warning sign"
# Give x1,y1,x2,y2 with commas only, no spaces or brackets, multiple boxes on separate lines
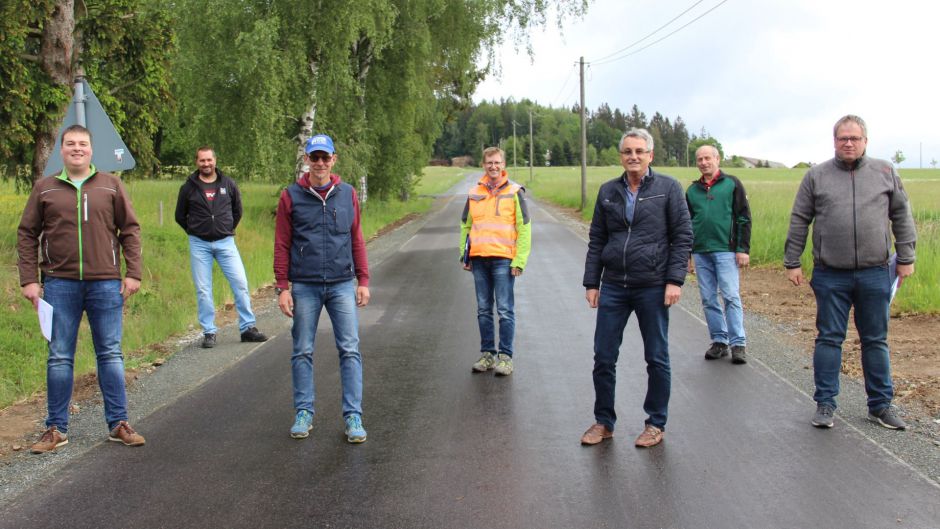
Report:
43,78,137,176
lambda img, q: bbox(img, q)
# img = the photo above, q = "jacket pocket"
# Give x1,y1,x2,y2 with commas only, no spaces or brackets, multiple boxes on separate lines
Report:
331,206,351,234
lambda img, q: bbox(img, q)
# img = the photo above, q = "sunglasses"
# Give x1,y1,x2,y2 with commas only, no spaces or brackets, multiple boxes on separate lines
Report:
308,153,333,162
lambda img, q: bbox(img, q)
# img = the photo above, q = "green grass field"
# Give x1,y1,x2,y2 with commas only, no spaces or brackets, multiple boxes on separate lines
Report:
0,167,468,409
524,165,940,314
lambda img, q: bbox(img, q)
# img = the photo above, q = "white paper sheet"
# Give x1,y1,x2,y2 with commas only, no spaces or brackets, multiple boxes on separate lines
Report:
888,254,899,303
37,298,53,342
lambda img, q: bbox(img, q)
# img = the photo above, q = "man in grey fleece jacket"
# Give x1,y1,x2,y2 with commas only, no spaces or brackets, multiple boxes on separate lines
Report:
784,114,916,431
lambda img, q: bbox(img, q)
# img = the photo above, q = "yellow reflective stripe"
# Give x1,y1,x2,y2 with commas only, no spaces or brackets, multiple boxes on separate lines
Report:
470,236,517,247
470,222,515,233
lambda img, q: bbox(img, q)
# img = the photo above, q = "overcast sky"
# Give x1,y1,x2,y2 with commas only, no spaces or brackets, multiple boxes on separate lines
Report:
473,0,940,168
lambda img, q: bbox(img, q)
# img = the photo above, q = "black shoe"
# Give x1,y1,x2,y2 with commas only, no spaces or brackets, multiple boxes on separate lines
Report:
201,333,217,348
704,342,729,360
240,327,268,342
731,345,747,364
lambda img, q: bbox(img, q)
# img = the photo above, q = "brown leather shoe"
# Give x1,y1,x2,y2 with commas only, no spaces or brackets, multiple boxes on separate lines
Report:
635,424,663,448
580,423,613,445
31,426,68,454
108,421,146,447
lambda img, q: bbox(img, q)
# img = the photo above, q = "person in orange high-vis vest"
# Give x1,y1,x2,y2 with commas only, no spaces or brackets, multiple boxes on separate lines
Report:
460,146,532,376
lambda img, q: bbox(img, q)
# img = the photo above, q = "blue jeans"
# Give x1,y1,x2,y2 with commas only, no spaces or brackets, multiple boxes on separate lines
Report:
471,257,515,356
290,280,363,417
593,283,671,431
693,252,745,346
188,235,257,334
42,278,128,432
810,265,894,412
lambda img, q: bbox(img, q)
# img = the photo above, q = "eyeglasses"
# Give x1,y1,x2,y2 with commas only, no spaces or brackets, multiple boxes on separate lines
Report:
620,149,650,156
836,136,865,144
308,153,333,162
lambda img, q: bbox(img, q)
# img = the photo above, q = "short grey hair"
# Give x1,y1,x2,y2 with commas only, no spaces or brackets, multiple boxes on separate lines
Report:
833,114,867,138
696,144,719,158
620,128,654,151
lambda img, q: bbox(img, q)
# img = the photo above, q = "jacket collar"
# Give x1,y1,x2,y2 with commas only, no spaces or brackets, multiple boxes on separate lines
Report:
621,168,653,190
833,154,868,171
299,172,341,190
188,167,226,184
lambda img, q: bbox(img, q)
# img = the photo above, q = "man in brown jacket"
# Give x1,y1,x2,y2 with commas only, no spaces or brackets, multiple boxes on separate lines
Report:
17,125,146,453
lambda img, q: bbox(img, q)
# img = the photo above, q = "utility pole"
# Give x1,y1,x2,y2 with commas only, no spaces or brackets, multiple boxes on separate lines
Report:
579,57,587,211
528,108,534,184
512,120,518,173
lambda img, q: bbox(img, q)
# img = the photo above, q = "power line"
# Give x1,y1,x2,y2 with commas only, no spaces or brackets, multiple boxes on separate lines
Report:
590,0,707,63
592,0,730,66
549,61,579,107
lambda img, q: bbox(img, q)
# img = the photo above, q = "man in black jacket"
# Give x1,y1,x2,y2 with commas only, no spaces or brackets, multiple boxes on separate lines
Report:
580,129,693,448
175,146,267,348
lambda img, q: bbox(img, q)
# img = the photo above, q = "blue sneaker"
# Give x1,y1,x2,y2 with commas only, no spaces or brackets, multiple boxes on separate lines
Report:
290,410,313,439
344,414,367,443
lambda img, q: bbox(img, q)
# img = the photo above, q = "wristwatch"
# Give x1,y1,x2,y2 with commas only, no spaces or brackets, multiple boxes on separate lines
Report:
275,287,287,295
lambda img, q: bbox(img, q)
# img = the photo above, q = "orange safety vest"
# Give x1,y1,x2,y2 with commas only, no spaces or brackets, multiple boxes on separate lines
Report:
467,179,522,259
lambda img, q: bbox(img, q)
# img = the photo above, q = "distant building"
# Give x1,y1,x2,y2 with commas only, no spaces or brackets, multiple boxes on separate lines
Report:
736,156,788,169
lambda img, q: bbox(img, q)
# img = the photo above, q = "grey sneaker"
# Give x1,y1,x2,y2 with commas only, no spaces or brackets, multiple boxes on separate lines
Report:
868,406,907,430
812,404,835,428
472,352,496,372
494,354,513,376
201,333,216,348
731,345,747,364
704,342,729,360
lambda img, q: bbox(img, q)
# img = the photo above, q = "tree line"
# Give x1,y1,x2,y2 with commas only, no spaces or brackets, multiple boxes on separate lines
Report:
434,99,726,169
0,0,587,199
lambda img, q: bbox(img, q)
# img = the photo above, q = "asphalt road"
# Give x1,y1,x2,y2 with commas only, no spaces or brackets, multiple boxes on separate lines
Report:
1,174,938,528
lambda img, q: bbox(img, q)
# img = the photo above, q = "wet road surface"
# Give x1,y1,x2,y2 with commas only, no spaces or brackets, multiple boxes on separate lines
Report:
2,175,938,528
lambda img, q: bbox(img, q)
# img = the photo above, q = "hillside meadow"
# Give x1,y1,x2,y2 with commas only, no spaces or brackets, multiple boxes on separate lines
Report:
0,166,468,409
523,165,940,315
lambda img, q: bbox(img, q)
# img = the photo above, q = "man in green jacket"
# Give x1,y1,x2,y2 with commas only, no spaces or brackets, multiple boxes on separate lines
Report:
686,145,751,364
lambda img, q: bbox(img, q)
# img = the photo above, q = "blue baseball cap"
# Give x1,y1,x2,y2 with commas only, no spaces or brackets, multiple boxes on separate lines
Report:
304,134,335,154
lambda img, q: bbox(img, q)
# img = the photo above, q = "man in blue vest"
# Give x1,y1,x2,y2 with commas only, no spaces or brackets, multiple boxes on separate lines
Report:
274,134,371,443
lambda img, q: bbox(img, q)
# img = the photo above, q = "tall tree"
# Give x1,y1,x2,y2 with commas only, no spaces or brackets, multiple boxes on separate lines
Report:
0,0,174,187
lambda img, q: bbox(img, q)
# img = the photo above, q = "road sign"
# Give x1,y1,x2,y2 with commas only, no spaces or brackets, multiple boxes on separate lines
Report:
43,77,136,176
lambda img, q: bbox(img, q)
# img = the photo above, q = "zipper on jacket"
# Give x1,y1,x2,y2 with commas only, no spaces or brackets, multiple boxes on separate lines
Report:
76,189,84,279
83,193,89,221
851,170,858,269
622,225,632,287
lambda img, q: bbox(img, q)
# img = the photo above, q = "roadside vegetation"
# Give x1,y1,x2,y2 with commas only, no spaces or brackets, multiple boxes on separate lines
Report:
525,166,940,314
0,167,468,409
